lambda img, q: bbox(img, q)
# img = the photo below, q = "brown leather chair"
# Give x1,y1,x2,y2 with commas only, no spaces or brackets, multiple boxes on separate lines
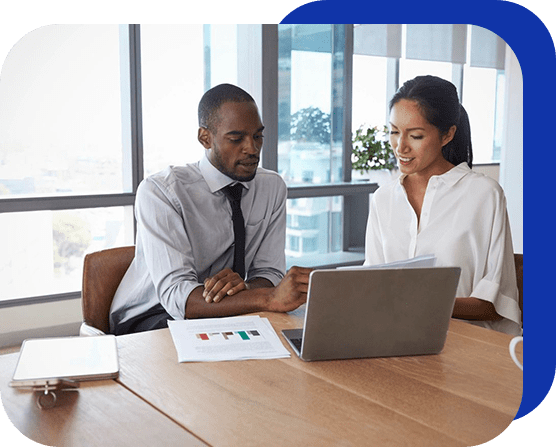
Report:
80,246,135,335
514,253,523,325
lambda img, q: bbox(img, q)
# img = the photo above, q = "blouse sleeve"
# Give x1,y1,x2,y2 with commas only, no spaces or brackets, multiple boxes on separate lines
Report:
470,190,522,334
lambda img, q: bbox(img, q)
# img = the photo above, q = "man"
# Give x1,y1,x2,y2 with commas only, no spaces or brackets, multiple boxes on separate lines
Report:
109,83,311,335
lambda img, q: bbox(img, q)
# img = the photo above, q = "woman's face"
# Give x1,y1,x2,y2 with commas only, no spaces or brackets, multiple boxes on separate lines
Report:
389,99,455,179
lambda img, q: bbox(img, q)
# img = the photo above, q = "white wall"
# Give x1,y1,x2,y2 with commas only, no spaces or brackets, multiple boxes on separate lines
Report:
473,164,500,182
0,299,82,348
499,44,524,254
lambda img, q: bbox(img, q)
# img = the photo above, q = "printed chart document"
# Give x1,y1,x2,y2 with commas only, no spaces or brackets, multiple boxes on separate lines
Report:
168,315,291,362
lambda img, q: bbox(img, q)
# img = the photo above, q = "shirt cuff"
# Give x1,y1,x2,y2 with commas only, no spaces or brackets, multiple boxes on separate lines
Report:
471,278,521,326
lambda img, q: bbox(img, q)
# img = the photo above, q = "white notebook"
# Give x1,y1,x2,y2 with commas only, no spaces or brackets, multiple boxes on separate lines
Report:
12,335,119,382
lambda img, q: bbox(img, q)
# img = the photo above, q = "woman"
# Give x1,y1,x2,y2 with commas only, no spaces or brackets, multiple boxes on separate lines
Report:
364,75,521,335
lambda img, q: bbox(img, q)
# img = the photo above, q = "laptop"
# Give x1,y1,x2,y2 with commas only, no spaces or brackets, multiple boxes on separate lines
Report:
282,267,461,361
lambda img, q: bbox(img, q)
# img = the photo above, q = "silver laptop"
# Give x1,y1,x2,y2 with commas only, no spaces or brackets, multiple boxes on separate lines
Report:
282,267,461,361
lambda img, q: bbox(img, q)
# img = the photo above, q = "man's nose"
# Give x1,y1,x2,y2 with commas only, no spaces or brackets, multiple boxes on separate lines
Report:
243,137,260,154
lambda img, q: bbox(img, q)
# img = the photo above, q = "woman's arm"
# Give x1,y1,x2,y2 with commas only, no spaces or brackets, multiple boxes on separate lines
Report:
452,297,502,321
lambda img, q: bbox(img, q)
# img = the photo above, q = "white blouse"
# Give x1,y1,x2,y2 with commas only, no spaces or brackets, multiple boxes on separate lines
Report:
364,162,521,335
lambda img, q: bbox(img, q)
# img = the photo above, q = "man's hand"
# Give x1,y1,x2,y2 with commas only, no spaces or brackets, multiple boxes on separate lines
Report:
185,266,314,319
203,268,247,303
266,266,313,312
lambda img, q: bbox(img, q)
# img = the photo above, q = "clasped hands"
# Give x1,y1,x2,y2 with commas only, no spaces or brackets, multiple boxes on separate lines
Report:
202,266,313,311
203,268,247,303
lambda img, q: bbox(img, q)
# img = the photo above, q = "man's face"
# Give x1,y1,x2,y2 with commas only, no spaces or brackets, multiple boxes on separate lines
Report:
199,101,264,182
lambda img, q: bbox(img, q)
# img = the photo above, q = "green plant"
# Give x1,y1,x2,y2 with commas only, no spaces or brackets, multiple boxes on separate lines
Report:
290,106,331,145
351,125,396,172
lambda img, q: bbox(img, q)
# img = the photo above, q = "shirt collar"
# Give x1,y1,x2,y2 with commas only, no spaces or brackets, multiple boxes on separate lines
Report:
398,162,470,188
199,151,252,193
437,162,471,187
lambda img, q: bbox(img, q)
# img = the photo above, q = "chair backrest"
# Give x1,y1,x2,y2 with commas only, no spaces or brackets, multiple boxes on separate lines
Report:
514,253,523,324
81,246,135,334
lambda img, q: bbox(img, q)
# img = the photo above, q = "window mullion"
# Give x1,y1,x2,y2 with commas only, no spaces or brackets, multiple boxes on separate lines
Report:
129,24,144,194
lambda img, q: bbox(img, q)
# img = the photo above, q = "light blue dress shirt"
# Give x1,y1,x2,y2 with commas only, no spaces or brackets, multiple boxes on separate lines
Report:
109,153,287,332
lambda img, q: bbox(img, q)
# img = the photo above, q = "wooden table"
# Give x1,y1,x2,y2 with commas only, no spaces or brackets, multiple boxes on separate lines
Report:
1,307,522,446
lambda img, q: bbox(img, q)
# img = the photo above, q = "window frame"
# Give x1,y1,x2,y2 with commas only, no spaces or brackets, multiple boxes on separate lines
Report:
0,25,144,308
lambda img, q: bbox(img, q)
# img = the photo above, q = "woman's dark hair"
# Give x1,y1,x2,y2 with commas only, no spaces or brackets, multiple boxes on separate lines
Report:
198,83,255,133
389,75,473,168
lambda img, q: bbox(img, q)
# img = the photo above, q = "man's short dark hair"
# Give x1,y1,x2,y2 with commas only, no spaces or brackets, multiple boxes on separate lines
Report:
198,83,255,133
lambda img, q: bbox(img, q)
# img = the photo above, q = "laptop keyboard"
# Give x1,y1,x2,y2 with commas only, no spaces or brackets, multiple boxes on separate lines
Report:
291,338,302,353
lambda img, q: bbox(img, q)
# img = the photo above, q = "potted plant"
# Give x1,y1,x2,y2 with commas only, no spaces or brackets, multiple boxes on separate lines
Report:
351,125,397,185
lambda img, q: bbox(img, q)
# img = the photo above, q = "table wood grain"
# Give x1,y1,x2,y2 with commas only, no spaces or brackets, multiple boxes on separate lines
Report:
114,310,522,447
0,352,206,447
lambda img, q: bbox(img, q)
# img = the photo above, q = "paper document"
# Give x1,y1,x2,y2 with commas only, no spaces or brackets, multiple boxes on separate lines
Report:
168,315,291,362
339,254,437,270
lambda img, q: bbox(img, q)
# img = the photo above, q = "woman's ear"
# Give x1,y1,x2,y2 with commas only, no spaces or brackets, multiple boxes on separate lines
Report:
442,125,457,146
198,127,212,149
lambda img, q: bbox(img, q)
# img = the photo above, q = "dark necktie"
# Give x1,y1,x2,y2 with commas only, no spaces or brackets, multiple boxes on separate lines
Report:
222,184,246,278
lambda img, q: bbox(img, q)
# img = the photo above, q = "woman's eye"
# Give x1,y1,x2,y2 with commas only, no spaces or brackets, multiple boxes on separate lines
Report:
411,135,424,140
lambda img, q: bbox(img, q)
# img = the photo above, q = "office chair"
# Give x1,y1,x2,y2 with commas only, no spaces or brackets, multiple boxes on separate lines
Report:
80,246,135,336
514,253,523,326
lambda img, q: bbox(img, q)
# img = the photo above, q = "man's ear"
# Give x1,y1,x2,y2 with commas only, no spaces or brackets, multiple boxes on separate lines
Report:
198,127,212,149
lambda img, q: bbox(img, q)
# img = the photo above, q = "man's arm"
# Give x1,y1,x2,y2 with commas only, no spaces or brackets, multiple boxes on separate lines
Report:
185,266,312,319
202,269,272,303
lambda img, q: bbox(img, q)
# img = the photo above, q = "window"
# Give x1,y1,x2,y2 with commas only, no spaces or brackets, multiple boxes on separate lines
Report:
0,23,517,306
0,25,129,197
285,196,342,262
0,24,252,305
1,207,133,300
352,24,506,165
140,25,241,176
352,54,389,133
462,66,505,163
277,25,370,269
0,25,136,303
277,24,340,185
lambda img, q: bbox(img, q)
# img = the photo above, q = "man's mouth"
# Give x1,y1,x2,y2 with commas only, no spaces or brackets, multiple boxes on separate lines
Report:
238,158,259,167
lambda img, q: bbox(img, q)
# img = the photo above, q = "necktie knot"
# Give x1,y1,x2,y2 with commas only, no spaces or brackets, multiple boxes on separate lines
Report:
222,183,243,203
